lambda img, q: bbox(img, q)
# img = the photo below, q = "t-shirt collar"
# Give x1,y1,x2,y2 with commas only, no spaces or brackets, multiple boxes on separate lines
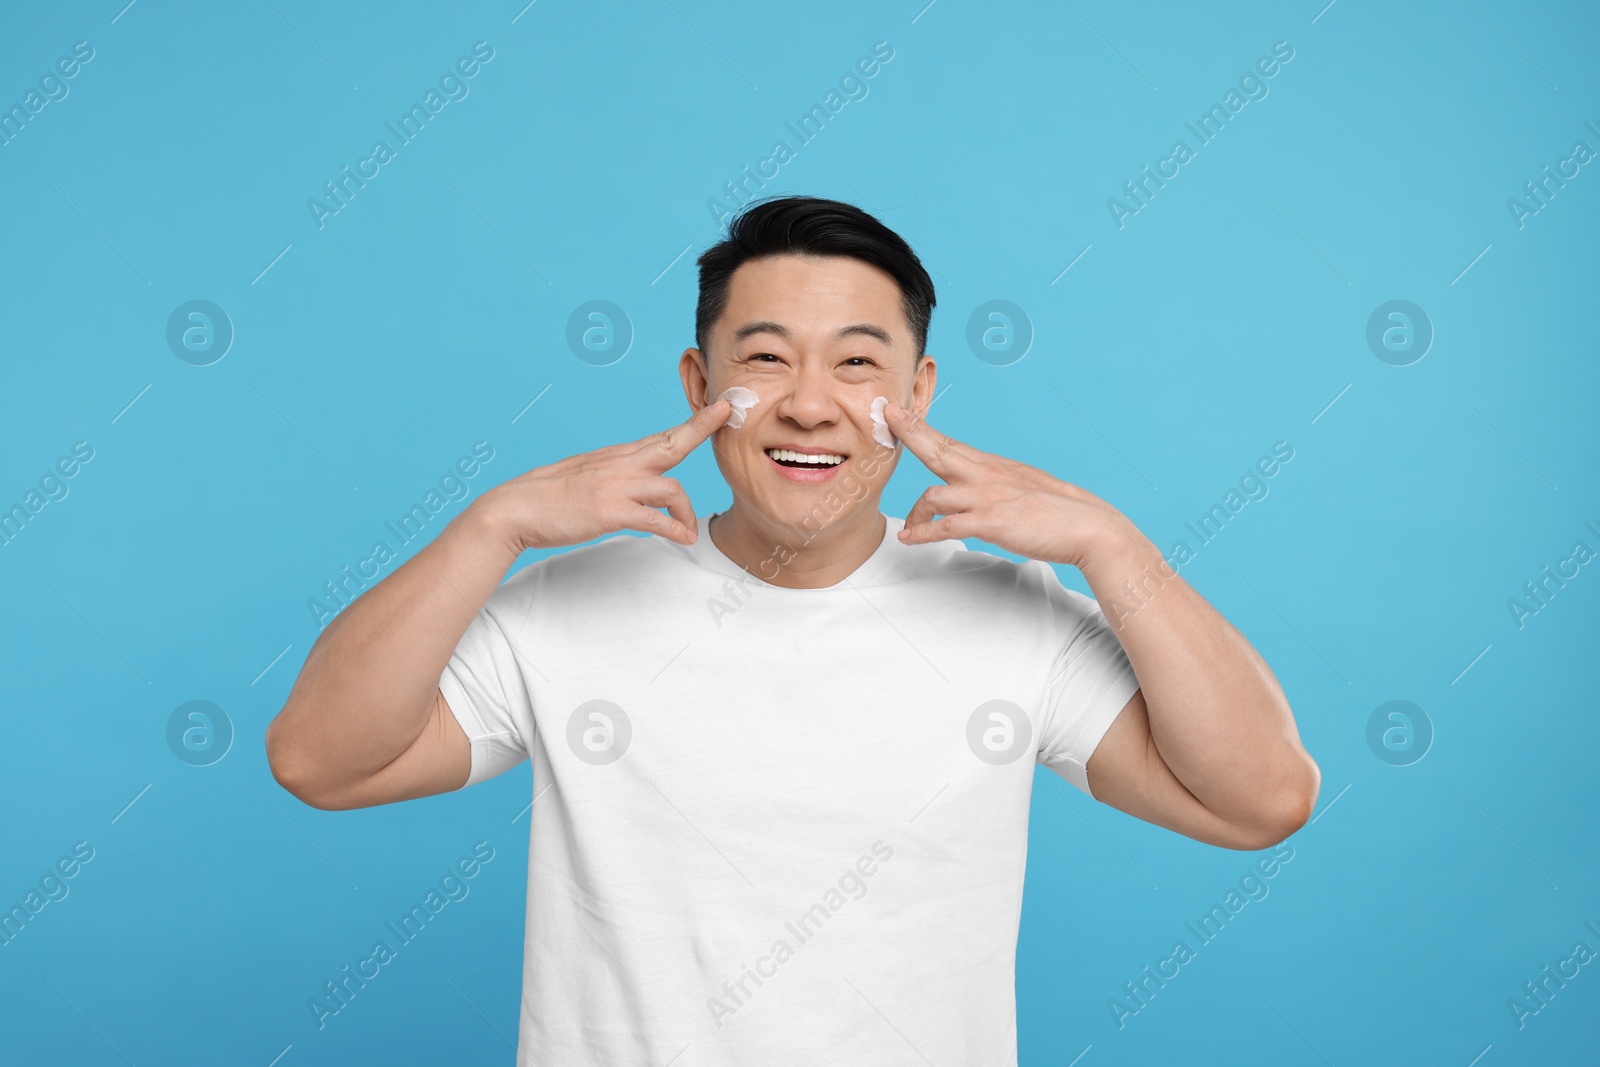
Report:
685,510,906,589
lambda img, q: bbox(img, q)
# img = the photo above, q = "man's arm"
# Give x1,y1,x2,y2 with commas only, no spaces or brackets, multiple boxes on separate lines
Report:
884,401,1320,850
1076,532,1319,850
264,400,730,810
265,506,518,809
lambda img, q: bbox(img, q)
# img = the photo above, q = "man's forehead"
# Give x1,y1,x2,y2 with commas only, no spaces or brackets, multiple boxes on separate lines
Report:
719,255,906,347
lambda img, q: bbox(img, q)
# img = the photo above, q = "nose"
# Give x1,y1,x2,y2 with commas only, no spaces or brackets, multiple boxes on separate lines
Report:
773,362,841,429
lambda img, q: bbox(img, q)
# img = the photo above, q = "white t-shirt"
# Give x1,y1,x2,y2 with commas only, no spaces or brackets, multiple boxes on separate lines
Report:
440,511,1141,1065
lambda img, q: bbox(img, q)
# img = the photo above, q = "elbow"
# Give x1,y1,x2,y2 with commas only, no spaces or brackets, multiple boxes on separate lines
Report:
1225,753,1321,852
264,721,306,801
1286,751,1323,832
1250,755,1322,850
265,715,336,810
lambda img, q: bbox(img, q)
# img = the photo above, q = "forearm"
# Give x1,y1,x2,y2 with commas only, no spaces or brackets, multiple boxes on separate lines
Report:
1079,524,1318,834
266,499,519,798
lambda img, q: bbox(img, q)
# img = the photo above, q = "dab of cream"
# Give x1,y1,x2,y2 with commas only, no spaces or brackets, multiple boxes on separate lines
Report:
871,396,898,450
718,386,760,429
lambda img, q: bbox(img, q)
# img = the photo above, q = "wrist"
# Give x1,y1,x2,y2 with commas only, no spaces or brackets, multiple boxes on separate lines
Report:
1079,514,1162,582
461,489,526,561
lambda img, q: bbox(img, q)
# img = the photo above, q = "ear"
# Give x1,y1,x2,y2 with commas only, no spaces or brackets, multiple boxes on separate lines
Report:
910,353,937,413
679,347,711,413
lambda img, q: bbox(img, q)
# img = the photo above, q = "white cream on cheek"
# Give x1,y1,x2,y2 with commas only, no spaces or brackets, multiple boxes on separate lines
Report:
717,386,761,428
870,396,898,450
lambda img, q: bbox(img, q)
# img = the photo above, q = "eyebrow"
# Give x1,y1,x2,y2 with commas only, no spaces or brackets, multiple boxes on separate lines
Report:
731,320,894,348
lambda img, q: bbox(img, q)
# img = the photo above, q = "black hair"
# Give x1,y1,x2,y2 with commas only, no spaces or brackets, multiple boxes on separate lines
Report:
694,195,936,362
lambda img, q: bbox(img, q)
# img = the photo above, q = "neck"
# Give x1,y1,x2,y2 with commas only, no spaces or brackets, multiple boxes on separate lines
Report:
710,502,886,589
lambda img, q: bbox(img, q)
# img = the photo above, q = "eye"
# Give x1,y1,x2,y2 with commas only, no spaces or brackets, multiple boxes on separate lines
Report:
745,353,781,363
844,357,877,367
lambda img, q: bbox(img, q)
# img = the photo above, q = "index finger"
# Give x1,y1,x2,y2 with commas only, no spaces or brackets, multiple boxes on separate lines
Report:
884,400,973,479
638,397,732,471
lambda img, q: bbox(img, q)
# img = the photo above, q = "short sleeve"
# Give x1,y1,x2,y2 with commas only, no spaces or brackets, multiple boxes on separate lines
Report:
1033,563,1142,801
438,564,541,789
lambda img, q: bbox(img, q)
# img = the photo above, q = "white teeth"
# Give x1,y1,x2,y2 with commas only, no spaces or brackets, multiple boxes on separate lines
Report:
766,448,844,466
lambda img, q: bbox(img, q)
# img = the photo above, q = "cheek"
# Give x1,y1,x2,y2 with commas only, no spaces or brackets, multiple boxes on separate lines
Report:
717,427,765,466
853,450,896,483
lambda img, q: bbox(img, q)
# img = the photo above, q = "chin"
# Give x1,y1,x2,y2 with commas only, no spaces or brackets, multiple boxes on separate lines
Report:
766,485,875,536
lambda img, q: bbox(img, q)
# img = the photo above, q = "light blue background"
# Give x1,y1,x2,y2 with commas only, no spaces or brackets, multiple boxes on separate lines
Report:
2,0,1597,1063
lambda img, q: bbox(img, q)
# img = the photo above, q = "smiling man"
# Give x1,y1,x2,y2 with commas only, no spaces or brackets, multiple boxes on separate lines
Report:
266,195,1319,1064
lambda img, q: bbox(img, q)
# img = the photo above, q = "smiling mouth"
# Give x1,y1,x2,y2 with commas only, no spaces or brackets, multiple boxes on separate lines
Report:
764,448,846,469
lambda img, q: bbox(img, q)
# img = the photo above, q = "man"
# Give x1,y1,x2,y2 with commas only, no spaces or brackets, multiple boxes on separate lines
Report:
266,195,1319,1063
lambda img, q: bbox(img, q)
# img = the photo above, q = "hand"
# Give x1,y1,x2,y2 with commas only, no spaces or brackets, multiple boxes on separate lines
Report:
884,401,1140,570
472,398,731,552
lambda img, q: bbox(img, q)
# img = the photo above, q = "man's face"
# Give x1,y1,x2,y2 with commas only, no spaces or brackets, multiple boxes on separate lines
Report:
681,253,936,536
